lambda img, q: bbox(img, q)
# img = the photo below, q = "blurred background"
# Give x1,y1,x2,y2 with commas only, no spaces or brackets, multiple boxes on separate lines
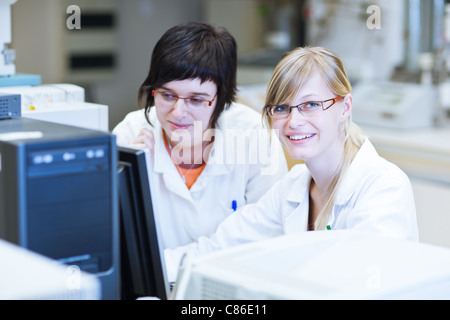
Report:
9,0,450,126
6,0,450,247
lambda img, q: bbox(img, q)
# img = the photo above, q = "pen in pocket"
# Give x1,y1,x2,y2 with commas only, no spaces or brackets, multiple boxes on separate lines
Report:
231,200,237,212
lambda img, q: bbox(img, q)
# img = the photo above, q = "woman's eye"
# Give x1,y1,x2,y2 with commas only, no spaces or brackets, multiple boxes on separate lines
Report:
189,98,204,105
162,93,177,100
303,102,321,111
273,105,288,113
306,102,320,108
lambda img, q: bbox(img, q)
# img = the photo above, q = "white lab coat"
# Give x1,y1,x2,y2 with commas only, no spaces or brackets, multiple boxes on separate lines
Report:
164,139,419,282
112,103,288,249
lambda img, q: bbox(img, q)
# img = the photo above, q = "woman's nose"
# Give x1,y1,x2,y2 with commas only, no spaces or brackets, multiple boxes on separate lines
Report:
170,98,189,117
288,107,307,128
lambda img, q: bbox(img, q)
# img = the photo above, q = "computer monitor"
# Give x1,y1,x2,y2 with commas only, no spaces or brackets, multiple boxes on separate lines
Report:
117,146,169,300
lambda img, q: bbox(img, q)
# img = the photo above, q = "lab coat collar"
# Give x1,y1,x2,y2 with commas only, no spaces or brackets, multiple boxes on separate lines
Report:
285,166,310,204
150,107,234,198
151,117,173,175
327,139,376,227
150,122,192,200
285,138,375,207
335,138,376,205
150,108,232,176
285,138,375,229
204,112,238,176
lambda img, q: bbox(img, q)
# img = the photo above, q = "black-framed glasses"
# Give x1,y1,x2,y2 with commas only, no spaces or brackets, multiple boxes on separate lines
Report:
152,90,217,109
265,96,343,119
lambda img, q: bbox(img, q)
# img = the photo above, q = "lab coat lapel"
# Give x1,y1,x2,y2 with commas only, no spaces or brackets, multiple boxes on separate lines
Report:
282,140,378,231
335,139,374,206
202,130,233,175
152,126,193,201
188,116,234,192
328,139,375,227
188,139,233,193
284,196,310,233
286,166,310,204
285,167,310,233
151,107,235,196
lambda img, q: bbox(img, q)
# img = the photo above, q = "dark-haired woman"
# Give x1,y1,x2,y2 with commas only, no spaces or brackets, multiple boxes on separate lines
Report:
113,22,287,250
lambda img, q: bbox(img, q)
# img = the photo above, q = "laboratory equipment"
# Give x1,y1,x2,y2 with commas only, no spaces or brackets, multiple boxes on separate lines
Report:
0,84,109,131
0,0,109,131
174,230,450,300
0,117,119,299
351,81,436,129
0,0,17,76
118,147,170,300
0,92,19,119
404,0,446,73
0,0,39,85
0,239,100,300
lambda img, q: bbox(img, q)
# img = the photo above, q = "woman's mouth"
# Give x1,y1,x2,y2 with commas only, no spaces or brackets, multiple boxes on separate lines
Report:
169,121,191,130
288,133,315,141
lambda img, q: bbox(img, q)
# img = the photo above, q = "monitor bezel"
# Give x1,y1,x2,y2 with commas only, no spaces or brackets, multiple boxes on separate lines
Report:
117,146,169,300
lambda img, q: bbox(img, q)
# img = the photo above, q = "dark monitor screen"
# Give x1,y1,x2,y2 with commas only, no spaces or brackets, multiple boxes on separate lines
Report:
117,146,169,300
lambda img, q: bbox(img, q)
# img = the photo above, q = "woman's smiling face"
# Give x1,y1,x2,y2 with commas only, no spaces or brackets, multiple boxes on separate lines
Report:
271,71,351,164
155,78,217,148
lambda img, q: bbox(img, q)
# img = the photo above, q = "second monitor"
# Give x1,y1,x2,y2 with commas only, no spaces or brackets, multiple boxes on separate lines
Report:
118,146,170,300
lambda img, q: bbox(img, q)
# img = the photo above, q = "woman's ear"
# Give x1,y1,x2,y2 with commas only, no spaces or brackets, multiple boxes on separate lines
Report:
341,93,352,120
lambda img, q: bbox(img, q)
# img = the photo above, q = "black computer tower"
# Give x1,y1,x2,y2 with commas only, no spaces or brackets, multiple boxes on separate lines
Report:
0,117,119,299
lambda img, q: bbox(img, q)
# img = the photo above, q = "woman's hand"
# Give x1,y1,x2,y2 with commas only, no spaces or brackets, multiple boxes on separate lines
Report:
128,128,155,151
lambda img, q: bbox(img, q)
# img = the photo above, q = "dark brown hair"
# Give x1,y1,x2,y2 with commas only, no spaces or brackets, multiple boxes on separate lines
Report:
138,22,237,129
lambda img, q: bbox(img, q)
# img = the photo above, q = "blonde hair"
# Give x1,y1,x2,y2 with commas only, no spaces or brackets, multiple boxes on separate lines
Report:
264,46,366,230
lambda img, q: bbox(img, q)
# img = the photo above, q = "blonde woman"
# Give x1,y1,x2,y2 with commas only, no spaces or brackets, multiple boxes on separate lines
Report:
164,46,419,282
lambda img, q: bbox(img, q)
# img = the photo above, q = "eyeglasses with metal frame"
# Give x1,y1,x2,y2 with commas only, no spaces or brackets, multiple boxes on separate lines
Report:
265,96,343,119
152,90,217,109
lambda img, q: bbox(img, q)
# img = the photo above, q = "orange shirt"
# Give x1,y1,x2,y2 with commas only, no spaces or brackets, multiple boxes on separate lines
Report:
177,164,206,189
163,134,206,189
